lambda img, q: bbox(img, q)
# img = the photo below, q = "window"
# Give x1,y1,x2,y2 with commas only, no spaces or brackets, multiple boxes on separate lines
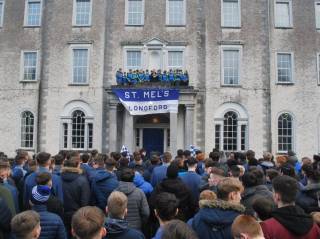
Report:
222,0,241,27
166,0,186,26
223,112,238,151
215,125,221,150
168,51,183,69
277,53,293,83
24,0,42,26
0,1,4,27
126,51,142,70
72,48,89,84
22,51,38,81
221,46,241,85
126,0,144,25
21,111,34,149
278,113,293,152
316,2,320,29
275,0,292,28
73,0,92,26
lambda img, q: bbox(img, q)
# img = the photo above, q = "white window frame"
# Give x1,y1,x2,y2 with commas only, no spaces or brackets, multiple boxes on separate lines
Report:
220,45,242,86
125,0,145,26
315,1,320,29
20,50,39,82
274,0,293,28
0,0,5,27
70,45,91,85
72,0,93,27
276,52,294,84
277,111,295,153
19,110,36,150
167,47,185,70
221,0,241,28
317,53,320,85
24,0,43,27
123,46,144,71
166,0,186,26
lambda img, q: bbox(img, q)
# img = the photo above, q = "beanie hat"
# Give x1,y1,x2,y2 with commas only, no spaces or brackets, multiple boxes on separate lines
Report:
31,185,51,205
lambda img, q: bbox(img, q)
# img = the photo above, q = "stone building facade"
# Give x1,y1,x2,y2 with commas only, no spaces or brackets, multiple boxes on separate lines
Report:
0,0,320,158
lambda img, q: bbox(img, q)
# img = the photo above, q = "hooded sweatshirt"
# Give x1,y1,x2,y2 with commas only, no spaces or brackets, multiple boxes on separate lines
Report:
104,217,145,239
133,172,153,197
261,205,320,239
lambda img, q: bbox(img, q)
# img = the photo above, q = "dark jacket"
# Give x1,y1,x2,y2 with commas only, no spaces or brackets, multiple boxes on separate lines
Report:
133,172,153,197
188,199,245,239
296,182,320,213
91,169,119,211
143,164,160,182
0,197,12,239
261,205,320,239
241,185,274,215
32,204,67,239
150,164,168,187
61,167,90,228
116,181,150,230
149,178,197,221
0,184,16,216
180,171,202,201
104,217,145,239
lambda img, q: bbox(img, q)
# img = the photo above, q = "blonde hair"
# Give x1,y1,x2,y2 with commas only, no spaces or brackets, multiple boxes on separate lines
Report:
107,191,128,218
217,178,244,200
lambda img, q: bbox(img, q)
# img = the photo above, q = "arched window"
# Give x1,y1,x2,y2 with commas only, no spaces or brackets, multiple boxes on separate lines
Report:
21,111,34,148
61,102,94,150
278,113,293,152
223,111,238,151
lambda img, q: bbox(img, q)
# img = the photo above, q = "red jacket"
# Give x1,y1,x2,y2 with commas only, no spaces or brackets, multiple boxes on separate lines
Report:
261,218,320,239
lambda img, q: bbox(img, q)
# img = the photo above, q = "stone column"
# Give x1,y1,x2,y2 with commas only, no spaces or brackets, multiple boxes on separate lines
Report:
185,104,195,148
122,109,134,152
170,112,178,155
108,104,118,152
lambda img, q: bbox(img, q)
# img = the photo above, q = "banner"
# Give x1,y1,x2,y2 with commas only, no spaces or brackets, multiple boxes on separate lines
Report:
112,88,180,115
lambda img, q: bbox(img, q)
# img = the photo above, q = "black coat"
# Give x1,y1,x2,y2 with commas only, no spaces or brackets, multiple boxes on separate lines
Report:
297,182,320,213
0,197,12,239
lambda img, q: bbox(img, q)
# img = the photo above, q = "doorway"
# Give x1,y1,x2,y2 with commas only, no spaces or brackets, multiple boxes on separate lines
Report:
149,50,162,70
143,128,164,157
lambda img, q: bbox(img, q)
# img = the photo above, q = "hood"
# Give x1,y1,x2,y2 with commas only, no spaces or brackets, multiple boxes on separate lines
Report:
105,217,128,235
160,178,189,198
117,181,136,195
94,170,115,183
133,172,145,187
196,200,244,229
61,167,82,182
242,185,270,199
260,161,274,168
272,205,314,236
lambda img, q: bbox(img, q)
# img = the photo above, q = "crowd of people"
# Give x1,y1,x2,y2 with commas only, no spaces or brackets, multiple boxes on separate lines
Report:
1,148,320,239
115,69,189,86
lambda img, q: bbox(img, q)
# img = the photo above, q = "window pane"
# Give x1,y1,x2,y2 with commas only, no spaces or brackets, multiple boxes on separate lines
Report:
316,3,320,29
168,51,183,69
223,112,238,151
223,0,240,27
63,123,68,149
215,125,221,150
24,52,37,81
223,50,239,85
0,2,3,26
27,1,41,26
127,51,141,70
75,0,91,25
276,2,290,27
241,125,246,151
21,111,34,148
72,110,85,149
277,53,292,82
278,113,293,152
128,0,143,25
73,49,88,84
168,0,184,25
88,123,93,149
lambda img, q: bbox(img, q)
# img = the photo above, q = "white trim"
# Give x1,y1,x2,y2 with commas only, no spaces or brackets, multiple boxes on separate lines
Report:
274,0,293,28
72,0,92,27
70,44,91,85
0,0,5,27
275,52,294,84
20,50,39,82
61,100,94,118
167,50,185,70
166,0,186,26
125,0,145,26
19,110,36,150
315,1,320,29
220,45,242,86
123,46,144,71
23,0,43,27
276,111,295,153
221,0,241,28
317,52,320,85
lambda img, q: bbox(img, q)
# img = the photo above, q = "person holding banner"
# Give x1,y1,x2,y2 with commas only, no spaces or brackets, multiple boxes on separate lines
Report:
116,69,123,85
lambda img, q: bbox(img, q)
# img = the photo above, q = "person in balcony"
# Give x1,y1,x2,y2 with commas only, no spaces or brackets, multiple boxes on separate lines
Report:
145,70,150,83
181,70,189,86
168,69,175,85
116,68,123,85
123,72,128,85
127,69,133,85
161,70,169,85
174,69,181,87
138,70,145,84
131,70,139,85
150,69,158,83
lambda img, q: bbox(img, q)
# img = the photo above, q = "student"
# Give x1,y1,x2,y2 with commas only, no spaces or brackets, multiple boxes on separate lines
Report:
71,206,106,239
162,220,199,239
151,152,173,187
0,197,13,239
105,191,145,239
116,68,123,85
231,215,265,239
261,175,320,239
11,210,41,239
52,154,64,176
145,70,150,83
12,151,29,185
127,69,133,85
252,196,275,221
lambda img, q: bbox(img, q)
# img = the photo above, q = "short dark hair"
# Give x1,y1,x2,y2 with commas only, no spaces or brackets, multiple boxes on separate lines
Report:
63,157,79,168
72,206,105,239
81,153,90,163
53,154,64,165
105,157,117,171
183,150,191,157
155,193,179,221
209,151,220,162
266,169,280,181
36,172,52,185
272,175,298,203
252,197,275,221
162,220,199,239
111,152,121,161
246,150,255,160
67,151,80,160
177,149,184,157
36,152,51,166
120,168,135,182
280,163,296,178
204,158,216,168
230,165,240,177
92,154,106,168
11,211,40,239
15,151,28,165
242,172,259,188
186,157,197,166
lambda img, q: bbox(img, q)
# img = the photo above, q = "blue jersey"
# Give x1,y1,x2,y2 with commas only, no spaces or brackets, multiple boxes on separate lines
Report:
116,72,123,85
169,73,175,82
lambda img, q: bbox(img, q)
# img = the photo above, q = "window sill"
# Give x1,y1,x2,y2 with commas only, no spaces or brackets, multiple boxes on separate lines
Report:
72,25,92,28
68,83,89,86
165,25,186,27
221,84,242,88
221,26,241,29
274,26,293,29
276,82,294,85
18,148,35,152
23,25,41,28
20,80,38,83
125,24,144,27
